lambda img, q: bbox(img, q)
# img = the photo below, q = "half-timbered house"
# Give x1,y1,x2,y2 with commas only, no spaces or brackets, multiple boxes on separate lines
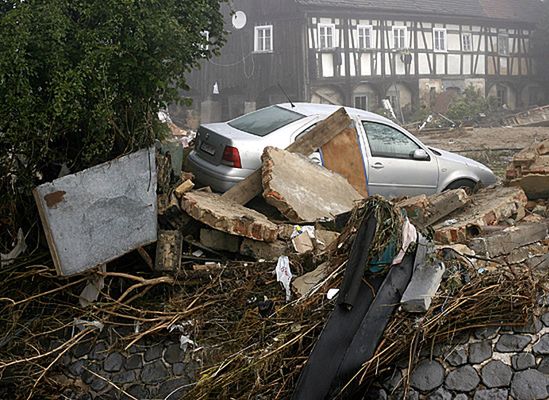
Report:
184,0,545,123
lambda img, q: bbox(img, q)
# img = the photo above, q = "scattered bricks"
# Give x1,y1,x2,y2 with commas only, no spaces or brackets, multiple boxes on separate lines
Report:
398,189,470,229
240,239,288,261
506,139,549,199
410,360,445,392
261,147,363,223
155,230,182,271
495,334,531,352
199,229,240,253
401,261,445,313
468,223,548,257
510,369,549,400
433,186,528,244
181,191,278,242
444,365,480,392
481,360,513,388
174,179,194,198
469,340,492,364
512,353,536,371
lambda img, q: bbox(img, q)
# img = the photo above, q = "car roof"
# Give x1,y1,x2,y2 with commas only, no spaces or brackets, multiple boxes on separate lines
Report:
277,102,395,125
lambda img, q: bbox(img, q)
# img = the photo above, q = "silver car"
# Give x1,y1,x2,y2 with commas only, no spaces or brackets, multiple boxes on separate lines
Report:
186,103,497,197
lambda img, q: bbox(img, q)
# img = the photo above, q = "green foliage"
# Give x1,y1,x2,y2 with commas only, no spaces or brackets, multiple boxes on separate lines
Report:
446,85,497,121
0,0,227,240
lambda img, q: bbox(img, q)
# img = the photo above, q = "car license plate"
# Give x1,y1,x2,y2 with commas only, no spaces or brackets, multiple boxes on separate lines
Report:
200,142,216,156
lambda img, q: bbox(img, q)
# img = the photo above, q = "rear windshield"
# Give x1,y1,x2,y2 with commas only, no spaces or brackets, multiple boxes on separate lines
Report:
228,106,305,136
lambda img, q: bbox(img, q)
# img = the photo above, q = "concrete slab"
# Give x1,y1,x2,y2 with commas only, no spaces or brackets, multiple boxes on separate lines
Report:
199,229,240,253
398,189,470,229
261,147,363,223
433,186,528,244
468,222,548,257
240,239,289,261
181,191,278,242
33,148,157,276
401,261,446,313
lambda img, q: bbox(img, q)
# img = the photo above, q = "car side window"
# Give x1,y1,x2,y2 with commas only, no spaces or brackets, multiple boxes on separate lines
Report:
363,121,420,159
294,123,318,142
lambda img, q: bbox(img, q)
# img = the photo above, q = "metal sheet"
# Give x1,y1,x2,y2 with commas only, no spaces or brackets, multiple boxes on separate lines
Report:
33,148,157,276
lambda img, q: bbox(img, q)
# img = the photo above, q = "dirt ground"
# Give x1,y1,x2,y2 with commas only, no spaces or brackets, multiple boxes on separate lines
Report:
416,126,549,152
416,126,549,177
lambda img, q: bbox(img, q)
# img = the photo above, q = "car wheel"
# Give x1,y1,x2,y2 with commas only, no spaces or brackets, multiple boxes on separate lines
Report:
444,179,477,193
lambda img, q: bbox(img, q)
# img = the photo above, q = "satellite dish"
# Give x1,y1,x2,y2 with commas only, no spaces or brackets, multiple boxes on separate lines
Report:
232,11,247,30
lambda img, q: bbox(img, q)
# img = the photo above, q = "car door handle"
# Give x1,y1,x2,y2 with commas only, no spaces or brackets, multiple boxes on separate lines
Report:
371,162,384,169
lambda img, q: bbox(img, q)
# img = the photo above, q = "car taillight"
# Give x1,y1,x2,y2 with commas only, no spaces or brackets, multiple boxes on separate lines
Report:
222,146,242,168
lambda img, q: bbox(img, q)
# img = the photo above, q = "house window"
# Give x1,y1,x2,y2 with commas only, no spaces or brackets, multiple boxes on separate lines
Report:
254,25,273,53
433,28,447,52
462,32,472,52
498,33,509,56
392,26,407,49
357,25,373,49
496,85,507,106
355,95,369,110
319,23,335,49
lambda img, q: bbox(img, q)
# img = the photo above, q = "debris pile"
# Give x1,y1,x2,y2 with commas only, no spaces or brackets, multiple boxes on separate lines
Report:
506,138,549,199
0,108,547,400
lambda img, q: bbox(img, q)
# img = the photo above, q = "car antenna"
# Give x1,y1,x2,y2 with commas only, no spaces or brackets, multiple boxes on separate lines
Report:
278,83,295,108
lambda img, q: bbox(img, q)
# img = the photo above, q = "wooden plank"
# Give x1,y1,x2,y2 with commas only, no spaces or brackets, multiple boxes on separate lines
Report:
321,127,368,197
222,108,352,205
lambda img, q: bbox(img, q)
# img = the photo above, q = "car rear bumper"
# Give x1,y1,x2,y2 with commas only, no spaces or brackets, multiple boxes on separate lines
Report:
186,150,251,192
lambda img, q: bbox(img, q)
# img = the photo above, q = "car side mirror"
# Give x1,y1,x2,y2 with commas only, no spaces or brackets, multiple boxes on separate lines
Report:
412,149,430,160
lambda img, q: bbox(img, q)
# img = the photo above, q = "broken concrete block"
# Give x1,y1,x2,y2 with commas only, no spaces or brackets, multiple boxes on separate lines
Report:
315,229,340,250
292,232,315,254
261,147,363,223
292,262,331,298
398,189,470,228
401,261,446,313
174,180,194,198
468,223,548,257
509,175,549,200
33,148,157,276
155,230,182,271
506,139,549,199
199,229,240,253
240,239,288,261
181,191,278,242
433,186,528,244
